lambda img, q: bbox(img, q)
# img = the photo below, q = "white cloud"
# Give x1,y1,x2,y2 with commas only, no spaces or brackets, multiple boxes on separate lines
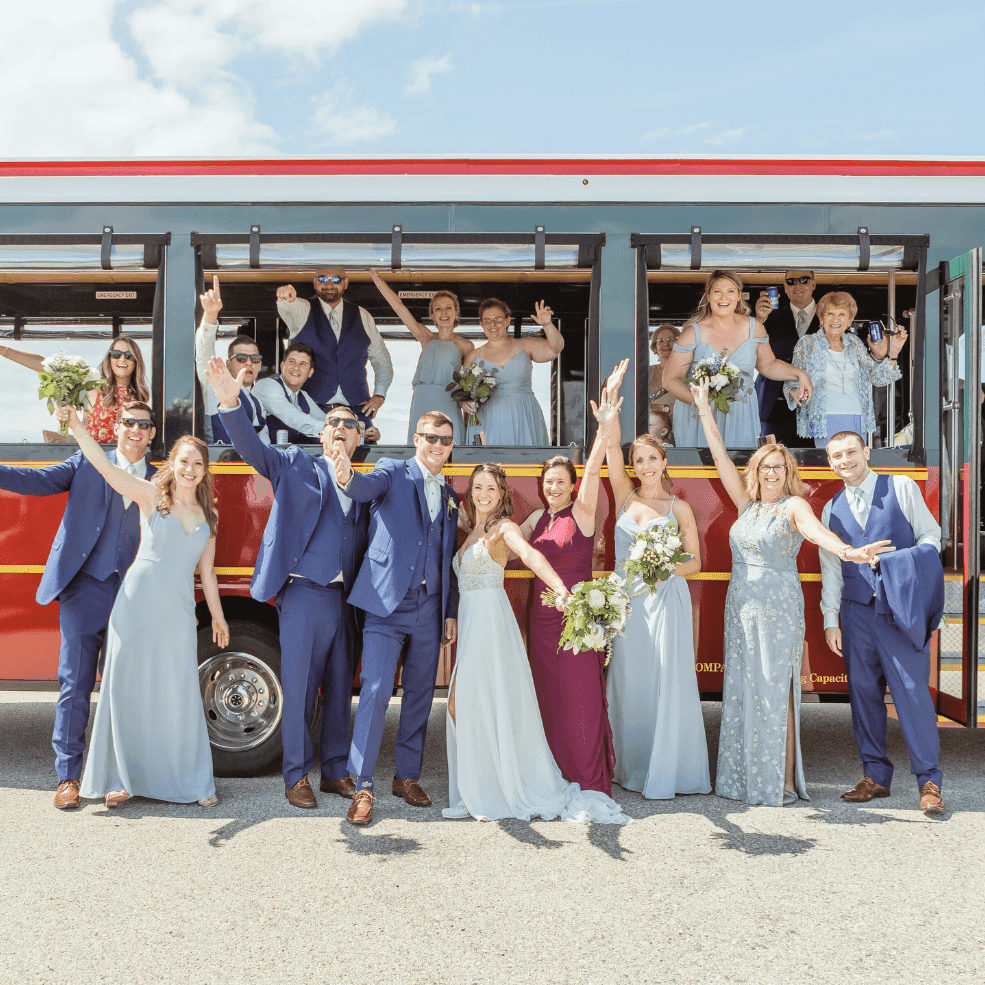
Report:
676,122,709,135
704,128,745,146
642,128,667,140
402,54,454,98
311,89,398,145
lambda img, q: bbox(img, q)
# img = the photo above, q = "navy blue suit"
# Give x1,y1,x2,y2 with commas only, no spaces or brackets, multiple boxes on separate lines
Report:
220,401,369,787
828,475,945,791
343,458,460,786
757,304,819,447
0,450,156,781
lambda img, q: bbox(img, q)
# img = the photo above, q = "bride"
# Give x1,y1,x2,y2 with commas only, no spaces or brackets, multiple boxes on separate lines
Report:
444,463,630,825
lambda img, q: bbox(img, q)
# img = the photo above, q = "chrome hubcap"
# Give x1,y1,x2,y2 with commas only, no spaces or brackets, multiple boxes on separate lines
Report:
199,651,282,752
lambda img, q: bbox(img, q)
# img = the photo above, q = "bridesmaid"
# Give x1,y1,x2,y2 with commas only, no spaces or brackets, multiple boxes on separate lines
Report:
370,269,473,445
1,336,150,443
519,408,617,795
462,298,562,445
600,361,712,799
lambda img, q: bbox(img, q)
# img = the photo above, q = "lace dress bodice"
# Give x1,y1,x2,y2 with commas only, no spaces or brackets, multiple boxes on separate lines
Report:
453,540,505,593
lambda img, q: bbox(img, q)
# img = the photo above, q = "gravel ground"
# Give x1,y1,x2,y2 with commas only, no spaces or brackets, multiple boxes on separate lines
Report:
1,693,984,985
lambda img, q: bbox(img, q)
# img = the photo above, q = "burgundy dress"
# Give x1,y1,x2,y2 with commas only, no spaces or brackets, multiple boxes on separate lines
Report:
528,505,615,795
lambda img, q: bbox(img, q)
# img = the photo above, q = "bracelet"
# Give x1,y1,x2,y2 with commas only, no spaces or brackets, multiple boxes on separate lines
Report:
697,410,711,417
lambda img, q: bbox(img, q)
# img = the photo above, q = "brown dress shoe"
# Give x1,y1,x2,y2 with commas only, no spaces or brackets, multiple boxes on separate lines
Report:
54,779,81,810
347,790,374,826
392,776,432,807
320,775,356,799
919,781,946,815
841,776,891,802
285,775,317,809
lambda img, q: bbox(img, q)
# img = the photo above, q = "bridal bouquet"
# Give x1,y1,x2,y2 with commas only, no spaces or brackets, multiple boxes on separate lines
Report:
684,350,747,415
622,525,692,595
38,353,101,436
541,574,630,665
446,364,498,427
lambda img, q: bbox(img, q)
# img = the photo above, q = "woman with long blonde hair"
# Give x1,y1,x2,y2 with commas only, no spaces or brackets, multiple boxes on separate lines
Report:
690,379,892,807
58,406,227,810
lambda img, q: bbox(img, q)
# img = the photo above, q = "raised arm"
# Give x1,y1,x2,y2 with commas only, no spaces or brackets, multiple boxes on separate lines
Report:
519,301,565,363
498,521,568,598
59,407,160,513
571,411,613,536
661,325,696,406
195,275,223,388
274,285,312,339
689,380,749,512
370,269,432,346
594,359,634,510
0,343,46,374
197,535,230,648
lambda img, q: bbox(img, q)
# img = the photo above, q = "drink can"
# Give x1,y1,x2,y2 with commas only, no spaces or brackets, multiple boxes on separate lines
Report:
868,321,884,343
766,287,779,309
276,430,288,444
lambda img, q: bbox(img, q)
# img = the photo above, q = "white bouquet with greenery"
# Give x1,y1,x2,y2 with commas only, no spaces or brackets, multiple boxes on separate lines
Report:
622,525,692,595
541,573,630,665
38,354,101,435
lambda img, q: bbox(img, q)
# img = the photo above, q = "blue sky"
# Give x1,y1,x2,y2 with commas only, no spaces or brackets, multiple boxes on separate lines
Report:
1,0,983,158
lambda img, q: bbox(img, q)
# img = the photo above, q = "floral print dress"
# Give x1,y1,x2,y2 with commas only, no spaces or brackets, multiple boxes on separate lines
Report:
716,497,809,806
85,384,132,443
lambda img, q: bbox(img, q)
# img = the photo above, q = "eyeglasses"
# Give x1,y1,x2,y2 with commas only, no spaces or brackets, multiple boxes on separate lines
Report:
784,276,813,285
327,416,359,430
480,317,508,328
108,349,136,362
416,432,454,446
316,275,344,284
758,463,787,474
120,418,153,431
230,353,263,364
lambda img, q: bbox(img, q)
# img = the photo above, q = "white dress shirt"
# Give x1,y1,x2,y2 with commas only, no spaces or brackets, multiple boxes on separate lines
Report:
195,321,270,443
412,456,444,522
276,297,394,404
791,299,816,338
252,375,327,438
819,469,941,628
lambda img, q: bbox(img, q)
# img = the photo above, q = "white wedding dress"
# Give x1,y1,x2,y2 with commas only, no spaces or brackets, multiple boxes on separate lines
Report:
443,540,631,824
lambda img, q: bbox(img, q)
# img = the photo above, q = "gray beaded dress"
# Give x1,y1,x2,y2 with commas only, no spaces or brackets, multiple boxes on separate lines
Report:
716,497,809,806
80,510,216,804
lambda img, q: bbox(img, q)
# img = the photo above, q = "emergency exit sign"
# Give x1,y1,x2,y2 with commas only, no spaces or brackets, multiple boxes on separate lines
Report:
397,291,437,299
95,291,138,299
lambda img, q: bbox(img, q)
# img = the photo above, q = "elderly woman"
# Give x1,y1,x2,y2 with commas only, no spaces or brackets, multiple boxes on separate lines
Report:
648,323,680,421
663,270,812,449
784,291,906,447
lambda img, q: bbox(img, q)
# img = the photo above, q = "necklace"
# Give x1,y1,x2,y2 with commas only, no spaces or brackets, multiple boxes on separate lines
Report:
546,501,570,531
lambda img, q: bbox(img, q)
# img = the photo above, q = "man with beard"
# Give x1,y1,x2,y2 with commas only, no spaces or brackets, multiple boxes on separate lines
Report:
276,268,393,429
205,356,370,810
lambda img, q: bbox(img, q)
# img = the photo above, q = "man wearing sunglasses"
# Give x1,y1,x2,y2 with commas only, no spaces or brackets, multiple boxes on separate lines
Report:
0,402,157,810
196,276,271,445
328,412,460,826
275,267,393,427
205,356,370,810
755,270,819,447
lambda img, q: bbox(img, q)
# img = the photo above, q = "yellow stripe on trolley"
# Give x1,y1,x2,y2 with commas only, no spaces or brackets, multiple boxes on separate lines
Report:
0,565,45,573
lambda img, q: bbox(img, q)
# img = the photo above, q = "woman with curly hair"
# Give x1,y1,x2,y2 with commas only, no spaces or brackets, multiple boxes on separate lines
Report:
1,336,150,442
59,405,227,810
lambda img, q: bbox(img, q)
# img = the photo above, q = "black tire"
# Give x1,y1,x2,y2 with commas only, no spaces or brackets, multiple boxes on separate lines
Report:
197,619,284,777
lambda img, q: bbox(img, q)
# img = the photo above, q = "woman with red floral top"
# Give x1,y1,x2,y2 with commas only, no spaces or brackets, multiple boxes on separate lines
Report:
0,336,149,442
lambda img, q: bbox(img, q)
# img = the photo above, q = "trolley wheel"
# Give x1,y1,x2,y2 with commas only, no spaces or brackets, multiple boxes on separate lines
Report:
197,620,283,776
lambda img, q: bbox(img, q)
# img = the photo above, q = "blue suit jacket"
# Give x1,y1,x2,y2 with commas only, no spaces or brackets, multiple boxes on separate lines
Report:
344,458,460,622
0,450,157,606
220,400,369,602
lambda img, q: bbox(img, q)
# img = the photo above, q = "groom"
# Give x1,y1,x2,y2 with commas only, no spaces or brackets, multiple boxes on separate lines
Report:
329,411,459,826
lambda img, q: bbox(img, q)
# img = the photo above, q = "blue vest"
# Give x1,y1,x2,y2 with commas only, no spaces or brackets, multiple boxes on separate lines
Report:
293,461,362,587
411,498,445,595
212,390,266,444
295,298,370,409
81,490,141,582
828,473,916,614
265,376,314,444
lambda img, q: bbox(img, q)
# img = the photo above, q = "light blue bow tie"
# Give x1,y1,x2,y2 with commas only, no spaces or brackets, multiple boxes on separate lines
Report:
425,473,444,487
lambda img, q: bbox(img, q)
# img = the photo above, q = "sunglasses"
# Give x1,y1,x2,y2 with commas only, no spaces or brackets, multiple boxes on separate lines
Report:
327,416,360,430
230,353,263,364
108,349,136,362
416,432,454,446
316,275,344,284
120,417,153,431
784,276,813,285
